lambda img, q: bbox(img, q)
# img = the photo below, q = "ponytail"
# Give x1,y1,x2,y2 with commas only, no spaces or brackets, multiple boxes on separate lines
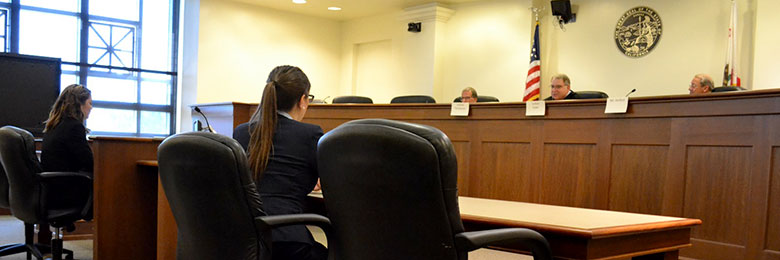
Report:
247,65,311,182
248,81,278,181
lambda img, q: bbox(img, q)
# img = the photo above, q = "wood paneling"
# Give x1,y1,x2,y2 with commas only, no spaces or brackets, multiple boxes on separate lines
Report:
471,142,533,201
187,89,780,260
684,146,751,246
92,137,162,260
451,141,470,196
609,145,668,215
541,144,599,208
767,147,780,252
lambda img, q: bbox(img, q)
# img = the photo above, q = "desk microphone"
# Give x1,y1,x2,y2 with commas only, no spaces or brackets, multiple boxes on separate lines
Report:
625,89,637,97
193,106,215,133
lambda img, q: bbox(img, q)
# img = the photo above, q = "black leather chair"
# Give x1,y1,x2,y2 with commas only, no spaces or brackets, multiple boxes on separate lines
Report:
573,91,608,99
0,159,31,259
390,95,436,103
453,96,500,103
332,96,373,104
157,131,332,260
317,119,552,260
712,86,741,93
0,126,92,260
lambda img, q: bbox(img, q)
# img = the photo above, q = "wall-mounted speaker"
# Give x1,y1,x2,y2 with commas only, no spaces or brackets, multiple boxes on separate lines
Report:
551,0,575,24
408,22,422,33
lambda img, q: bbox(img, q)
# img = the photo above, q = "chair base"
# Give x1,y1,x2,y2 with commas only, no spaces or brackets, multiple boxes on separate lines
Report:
0,223,74,260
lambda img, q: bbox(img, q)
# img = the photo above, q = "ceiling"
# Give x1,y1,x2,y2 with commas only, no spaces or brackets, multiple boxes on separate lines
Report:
230,0,483,21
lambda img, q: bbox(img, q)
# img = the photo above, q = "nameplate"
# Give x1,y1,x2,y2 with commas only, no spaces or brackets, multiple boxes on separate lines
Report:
605,97,629,114
450,103,470,116
526,101,545,116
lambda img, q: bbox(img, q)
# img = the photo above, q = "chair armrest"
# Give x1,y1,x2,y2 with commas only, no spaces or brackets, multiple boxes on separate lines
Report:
454,228,552,260
38,171,92,181
255,213,333,240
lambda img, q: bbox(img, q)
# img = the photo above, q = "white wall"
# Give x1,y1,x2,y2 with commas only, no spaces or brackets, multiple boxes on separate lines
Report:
752,0,779,89
441,0,532,102
535,0,756,98
179,0,199,133
185,0,770,112
196,0,342,104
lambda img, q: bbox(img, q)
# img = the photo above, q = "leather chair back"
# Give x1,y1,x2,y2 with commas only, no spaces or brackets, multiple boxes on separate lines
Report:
712,86,740,93
318,119,463,260
0,126,43,223
0,158,9,208
391,95,436,103
574,91,609,99
453,96,500,103
333,96,373,104
158,131,270,260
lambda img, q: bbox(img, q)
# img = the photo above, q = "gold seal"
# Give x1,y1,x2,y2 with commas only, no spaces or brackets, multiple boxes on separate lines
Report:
615,6,662,57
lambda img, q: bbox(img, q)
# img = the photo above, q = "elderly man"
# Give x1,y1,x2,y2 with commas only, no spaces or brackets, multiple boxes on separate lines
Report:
689,74,714,94
544,74,579,100
461,87,478,104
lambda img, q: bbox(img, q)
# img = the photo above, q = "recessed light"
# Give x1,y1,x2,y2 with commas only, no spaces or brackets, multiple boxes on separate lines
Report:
292,0,306,4
328,6,342,11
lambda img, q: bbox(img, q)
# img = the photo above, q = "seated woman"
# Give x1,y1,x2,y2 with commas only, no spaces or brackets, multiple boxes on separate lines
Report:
234,65,326,260
41,84,93,174
40,84,94,218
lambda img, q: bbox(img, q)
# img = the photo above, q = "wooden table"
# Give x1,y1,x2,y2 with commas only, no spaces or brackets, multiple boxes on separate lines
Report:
457,197,700,260
307,192,699,260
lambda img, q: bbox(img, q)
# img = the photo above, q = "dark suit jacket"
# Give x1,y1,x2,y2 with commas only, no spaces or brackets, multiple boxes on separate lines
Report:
41,117,93,174
233,117,323,244
544,91,579,101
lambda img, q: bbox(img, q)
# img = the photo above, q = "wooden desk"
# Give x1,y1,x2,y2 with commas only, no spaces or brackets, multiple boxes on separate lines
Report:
193,89,780,259
458,197,700,260
146,178,700,260
91,137,162,260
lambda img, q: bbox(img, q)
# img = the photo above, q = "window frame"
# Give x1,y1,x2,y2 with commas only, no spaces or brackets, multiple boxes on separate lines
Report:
2,0,180,137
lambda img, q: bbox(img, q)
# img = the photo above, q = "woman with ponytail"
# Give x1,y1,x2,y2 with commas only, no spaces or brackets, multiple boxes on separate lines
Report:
233,65,326,260
41,84,94,175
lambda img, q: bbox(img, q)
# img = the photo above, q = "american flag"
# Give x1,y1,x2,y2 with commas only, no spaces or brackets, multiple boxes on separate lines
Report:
524,22,541,101
723,0,741,87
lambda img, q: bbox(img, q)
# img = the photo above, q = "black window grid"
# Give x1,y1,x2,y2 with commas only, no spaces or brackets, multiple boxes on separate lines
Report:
1,0,180,137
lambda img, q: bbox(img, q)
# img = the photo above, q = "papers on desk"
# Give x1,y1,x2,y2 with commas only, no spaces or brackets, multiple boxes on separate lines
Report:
605,97,629,114
450,103,470,116
525,101,545,116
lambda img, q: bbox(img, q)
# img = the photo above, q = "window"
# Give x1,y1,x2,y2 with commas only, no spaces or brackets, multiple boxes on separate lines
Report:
2,0,179,137
0,8,7,52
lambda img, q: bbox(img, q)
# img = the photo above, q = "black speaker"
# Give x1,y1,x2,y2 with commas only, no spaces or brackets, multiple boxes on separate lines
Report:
551,0,574,23
407,22,421,33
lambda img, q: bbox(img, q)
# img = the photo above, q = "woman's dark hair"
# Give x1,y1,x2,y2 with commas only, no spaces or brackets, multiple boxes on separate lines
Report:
44,84,91,133
248,65,311,181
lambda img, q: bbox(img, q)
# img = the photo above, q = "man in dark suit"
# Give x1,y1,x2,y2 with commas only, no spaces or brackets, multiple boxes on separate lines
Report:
544,73,580,100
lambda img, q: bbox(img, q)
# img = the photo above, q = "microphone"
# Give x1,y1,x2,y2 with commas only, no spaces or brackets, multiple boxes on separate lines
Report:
193,106,215,133
625,89,637,97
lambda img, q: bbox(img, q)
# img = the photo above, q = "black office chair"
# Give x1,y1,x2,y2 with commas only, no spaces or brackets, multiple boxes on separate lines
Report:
318,119,552,260
332,96,373,104
391,95,436,103
453,96,500,103
158,131,332,260
573,91,608,99
0,158,31,259
0,126,93,260
711,86,741,93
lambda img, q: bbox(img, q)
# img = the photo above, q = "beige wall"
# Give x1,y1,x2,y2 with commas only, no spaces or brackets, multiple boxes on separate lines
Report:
186,0,772,111
752,0,779,90
534,0,756,98
195,0,341,104
441,0,532,102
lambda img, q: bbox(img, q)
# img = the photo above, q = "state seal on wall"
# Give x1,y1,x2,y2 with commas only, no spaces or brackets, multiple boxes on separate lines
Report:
614,6,662,57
